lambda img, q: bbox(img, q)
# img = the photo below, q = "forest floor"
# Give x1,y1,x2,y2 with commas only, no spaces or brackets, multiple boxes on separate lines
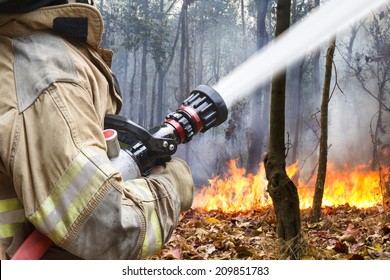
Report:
148,205,390,260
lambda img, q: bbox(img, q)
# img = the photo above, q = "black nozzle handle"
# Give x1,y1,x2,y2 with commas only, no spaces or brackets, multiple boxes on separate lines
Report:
104,114,177,155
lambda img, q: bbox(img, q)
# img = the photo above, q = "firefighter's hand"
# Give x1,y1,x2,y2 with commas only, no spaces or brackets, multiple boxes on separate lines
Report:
149,158,194,212
150,164,165,174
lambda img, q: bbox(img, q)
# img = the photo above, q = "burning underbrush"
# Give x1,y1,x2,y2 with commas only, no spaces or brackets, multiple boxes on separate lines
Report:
193,160,390,211
148,160,390,260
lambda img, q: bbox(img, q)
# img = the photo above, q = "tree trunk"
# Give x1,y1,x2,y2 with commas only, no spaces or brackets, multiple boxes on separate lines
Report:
240,0,247,59
247,0,270,174
129,48,138,120
310,0,321,99
156,7,182,122
179,1,189,101
311,38,336,222
291,62,304,164
138,40,148,127
289,1,306,166
264,0,302,260
138,0,149,127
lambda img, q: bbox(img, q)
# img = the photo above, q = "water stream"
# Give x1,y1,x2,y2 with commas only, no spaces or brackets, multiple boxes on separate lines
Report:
214,0,390,109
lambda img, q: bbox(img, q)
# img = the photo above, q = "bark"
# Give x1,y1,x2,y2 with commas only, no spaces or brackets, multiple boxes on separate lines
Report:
311,38,336,222
264,0,302,260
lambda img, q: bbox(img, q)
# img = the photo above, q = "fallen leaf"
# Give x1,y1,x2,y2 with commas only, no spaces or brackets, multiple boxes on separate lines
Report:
343,223,361,238
348,254,364,260
161,247,183,260
340,234,357,244
204,217,219,224
332,241,349,254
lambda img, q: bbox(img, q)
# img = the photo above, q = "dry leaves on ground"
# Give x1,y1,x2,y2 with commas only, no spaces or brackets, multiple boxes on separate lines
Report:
148,205,390,260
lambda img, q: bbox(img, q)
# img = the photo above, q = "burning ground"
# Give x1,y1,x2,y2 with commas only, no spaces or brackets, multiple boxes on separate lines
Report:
148,160,390,260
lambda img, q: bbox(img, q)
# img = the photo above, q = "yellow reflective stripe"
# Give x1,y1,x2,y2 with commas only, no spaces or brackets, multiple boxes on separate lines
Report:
125,180,163,258
0,223,20,239
141,206,163,258
0,198,23,212
0,198,27,238
48,168,108,242
30,147,116,243
149,209,162,253
30,153,88,227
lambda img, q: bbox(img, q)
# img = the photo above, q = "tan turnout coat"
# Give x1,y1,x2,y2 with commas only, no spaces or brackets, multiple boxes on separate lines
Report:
0,3,194,259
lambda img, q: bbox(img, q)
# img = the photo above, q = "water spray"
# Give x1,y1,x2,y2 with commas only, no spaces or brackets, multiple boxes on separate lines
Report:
214,0,390,108
104,85,228,176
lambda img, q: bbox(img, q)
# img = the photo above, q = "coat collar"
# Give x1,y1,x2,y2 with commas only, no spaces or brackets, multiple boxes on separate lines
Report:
0,3,104,50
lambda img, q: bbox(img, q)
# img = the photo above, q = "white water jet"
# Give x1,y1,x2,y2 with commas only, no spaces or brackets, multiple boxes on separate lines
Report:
214,0,390,109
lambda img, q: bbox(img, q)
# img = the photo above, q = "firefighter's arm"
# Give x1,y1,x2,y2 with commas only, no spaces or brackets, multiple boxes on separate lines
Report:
63,156,194,260
12,82,194,259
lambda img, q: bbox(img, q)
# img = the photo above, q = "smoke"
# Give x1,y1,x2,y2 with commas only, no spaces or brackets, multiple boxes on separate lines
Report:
328,83,377,167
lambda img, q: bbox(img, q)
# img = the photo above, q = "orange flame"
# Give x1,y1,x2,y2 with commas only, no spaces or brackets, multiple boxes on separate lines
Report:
193,160,389,213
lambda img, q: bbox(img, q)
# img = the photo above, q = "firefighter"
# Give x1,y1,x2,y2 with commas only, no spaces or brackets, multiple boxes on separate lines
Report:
0,0,194,259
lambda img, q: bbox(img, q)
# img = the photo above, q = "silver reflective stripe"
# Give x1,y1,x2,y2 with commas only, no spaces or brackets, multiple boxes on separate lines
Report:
13,32,78,112
30,147,116,243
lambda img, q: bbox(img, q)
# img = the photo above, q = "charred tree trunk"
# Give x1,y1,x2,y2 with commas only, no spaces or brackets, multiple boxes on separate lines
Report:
311,38,336,222
264,0,302,260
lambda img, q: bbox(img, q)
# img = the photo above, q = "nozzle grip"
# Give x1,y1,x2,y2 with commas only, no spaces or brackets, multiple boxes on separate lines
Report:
104,114,178,175
104,114,177,155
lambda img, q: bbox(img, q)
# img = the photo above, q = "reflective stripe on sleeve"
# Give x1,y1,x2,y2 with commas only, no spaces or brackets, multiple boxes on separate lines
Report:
29,147,117,244
124,180,163,258
0,198,27,238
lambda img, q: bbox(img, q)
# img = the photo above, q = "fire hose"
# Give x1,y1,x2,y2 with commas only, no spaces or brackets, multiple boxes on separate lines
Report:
11,85,228,260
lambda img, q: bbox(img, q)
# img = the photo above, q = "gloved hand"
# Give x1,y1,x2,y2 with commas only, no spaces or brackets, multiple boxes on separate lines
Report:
150,157,194,212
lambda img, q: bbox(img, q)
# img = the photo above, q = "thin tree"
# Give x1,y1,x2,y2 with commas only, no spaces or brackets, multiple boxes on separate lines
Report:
247,0,270,174
179,0,191,102
264,0,302,259
310,0,321,96
311,38,336,222
138,0,150,127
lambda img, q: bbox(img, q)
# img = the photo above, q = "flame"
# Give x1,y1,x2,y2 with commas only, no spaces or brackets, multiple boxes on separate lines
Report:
193,160,389,213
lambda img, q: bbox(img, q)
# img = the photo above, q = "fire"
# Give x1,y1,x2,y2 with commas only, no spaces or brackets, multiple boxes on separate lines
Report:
193,160,389,213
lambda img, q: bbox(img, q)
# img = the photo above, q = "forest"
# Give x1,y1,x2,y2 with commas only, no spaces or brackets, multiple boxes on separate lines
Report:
97,0,390,259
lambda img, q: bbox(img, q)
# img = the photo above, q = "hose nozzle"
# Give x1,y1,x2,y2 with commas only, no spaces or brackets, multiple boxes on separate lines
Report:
105,85,228,175
164,85,228,143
